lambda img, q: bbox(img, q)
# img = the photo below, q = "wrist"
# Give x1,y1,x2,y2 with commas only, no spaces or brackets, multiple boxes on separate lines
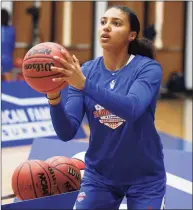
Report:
46,92,61,100
77,77,86,90
46,92,61,105
48,97,61,105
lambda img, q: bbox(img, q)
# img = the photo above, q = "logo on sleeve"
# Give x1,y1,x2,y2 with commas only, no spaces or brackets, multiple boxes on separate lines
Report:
77,192,86,202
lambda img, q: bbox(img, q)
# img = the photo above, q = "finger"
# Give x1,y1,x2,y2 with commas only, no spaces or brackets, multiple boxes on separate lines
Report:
51,66,66,73
51,67,72,76
61,50,74,64
72,55,80,66
72,55,77,63
52,77,68,82
53,56,73,70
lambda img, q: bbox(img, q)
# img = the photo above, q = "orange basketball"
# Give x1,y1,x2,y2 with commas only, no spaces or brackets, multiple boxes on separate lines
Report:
71,158,85,170
22,42,68,93
71,152,86,179
11,160,57,200
46,156,81,194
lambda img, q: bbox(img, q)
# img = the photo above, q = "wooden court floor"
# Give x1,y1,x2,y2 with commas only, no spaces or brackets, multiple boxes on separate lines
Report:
1,97,192,205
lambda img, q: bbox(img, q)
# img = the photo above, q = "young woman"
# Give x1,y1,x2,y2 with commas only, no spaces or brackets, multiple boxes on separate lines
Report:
47,5,166,209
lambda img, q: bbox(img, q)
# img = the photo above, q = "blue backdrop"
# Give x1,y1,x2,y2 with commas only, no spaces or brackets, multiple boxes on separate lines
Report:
1,81,86,147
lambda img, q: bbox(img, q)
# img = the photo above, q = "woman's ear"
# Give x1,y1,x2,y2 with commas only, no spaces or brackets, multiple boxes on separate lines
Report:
128,31,137,41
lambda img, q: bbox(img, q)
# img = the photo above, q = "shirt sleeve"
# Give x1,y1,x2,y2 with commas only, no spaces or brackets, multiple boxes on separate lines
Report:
49,61,93,141
49,86,85,141
82,62,162,122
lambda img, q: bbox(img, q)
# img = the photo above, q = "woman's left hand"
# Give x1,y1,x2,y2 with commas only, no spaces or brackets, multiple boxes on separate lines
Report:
51,50,86,90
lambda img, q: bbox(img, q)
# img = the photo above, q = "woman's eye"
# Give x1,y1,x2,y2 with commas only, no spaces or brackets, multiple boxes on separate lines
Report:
114,21,121,26
100,20,106,25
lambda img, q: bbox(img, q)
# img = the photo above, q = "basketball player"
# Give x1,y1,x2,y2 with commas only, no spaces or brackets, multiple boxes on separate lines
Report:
46,6,166,209
1,9,16,81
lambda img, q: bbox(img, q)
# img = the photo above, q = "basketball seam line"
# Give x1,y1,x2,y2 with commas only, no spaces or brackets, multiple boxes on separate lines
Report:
26,80,66,93
24,56,54,61
47,157,77,193
33,160,53,196
53,162,80,171
24,72,62,79
16,164,25,201
72,158,85,164
53,167,79,189
56,185,62,194
42,81,66,92
72,158,85,170
28,162,38,199
47,156,64,166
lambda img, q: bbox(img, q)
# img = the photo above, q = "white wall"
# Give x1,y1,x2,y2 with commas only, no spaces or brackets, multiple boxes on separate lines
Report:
1,2,13,24
93,2,108,58
63,2,72,47
1,2,13,14
184,2,192,90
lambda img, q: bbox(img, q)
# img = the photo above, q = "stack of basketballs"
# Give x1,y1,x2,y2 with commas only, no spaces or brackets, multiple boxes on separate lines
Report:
11,42,86,201
11,153,85,201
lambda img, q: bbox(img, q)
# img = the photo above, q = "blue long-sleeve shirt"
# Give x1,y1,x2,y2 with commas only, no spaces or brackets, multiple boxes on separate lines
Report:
50,55,166,185
1,26,16,72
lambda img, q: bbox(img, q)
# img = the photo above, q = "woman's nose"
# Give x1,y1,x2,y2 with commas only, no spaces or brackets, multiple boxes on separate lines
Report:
103,23,111,32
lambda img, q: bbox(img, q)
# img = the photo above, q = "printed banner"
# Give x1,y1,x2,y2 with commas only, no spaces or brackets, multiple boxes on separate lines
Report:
1,81,85,147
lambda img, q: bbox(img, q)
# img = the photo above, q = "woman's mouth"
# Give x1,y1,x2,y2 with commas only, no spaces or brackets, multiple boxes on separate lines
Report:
101,34,110,42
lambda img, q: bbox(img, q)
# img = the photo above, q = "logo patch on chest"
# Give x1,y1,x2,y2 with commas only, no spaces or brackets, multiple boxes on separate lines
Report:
93,104,125,129
110,80,116,89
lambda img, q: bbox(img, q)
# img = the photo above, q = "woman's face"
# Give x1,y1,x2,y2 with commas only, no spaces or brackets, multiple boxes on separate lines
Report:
98,8,135,50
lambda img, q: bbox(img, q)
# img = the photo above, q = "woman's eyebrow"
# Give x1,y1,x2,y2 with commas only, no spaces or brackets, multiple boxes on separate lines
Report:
100,17,123,22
